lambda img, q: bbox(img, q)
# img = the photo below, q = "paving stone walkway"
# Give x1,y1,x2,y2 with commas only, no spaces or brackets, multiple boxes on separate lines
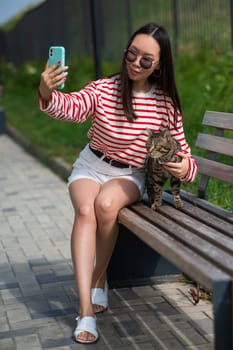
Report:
0,134,214,349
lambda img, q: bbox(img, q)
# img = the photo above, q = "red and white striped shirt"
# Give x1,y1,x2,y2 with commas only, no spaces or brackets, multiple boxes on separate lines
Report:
38,74,197,182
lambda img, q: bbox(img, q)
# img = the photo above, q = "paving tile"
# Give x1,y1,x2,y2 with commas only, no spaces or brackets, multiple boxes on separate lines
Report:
7,305,31,325
0,315,10,332
186,345,214,350
14,334,42,350
45,347,71,350
0,267,16,285
0,338,16,350
19,279,41,297
1,287,23,302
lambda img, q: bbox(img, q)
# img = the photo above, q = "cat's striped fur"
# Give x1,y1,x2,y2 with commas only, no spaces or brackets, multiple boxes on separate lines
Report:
146,129,183,210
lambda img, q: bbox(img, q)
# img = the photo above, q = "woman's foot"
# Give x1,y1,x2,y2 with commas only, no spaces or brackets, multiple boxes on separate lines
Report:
91,281,108,313
73,315,98,344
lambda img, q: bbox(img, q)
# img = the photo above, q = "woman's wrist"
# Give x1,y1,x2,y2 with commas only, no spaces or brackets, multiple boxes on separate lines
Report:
180,158,191,182
38,88,52,110
38,85,52,101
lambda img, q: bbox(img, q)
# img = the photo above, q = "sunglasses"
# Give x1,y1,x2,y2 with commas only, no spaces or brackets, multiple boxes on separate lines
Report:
125,49,159,70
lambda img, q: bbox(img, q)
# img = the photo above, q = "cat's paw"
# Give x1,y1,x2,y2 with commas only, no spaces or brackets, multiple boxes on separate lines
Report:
151,202,161,210
174,197,183,208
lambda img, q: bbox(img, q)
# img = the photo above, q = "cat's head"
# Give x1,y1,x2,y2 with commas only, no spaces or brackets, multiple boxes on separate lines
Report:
146,128,177,162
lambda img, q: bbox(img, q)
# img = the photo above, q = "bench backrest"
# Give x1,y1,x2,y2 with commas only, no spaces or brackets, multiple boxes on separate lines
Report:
195,111,233,198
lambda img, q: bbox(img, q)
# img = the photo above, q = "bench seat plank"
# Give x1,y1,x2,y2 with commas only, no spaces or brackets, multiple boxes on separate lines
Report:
157,205,233,252
118,207,230,290
179,190,233,224
130,203,233,276
162,192,233,237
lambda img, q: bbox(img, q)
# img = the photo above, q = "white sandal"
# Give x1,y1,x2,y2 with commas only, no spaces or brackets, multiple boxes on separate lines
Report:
91,281,108,313
73,316,98,344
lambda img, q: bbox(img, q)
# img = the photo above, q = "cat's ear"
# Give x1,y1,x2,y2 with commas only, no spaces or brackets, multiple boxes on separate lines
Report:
161,129,172,140
146,127,153,136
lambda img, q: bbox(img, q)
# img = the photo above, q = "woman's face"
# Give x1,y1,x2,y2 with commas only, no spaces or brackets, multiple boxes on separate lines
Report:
125,34,160,84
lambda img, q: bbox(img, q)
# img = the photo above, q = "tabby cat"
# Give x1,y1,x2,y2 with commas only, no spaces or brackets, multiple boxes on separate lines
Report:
145,129,183,210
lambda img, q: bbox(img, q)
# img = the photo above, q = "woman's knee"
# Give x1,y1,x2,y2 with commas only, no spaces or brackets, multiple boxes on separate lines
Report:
95,196,117,221
74,203,96,221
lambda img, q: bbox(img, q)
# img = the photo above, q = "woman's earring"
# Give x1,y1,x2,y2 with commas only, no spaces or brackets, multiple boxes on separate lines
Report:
153,69,161,78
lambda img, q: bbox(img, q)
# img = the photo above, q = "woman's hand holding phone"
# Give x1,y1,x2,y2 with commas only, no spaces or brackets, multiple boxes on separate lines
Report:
39,46,68,101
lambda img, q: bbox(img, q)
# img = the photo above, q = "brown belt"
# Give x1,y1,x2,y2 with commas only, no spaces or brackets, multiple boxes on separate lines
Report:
89,145,130,169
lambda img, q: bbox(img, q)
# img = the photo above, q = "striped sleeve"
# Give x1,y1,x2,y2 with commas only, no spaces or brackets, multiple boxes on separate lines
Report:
38,81,98,123
181,156,198,183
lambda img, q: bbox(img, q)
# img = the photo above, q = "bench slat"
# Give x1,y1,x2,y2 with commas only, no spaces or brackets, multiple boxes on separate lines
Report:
203,111,233,130
195,133,233,156
195,156,233,184
119,208,230,290
130,203,233,275
162,192,233,237
180,190,233,224
158,204,233,252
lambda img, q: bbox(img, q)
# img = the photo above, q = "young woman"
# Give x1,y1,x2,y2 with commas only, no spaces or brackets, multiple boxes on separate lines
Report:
38,22,198,344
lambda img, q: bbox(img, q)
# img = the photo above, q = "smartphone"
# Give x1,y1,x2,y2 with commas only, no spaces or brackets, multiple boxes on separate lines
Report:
48,46,65,89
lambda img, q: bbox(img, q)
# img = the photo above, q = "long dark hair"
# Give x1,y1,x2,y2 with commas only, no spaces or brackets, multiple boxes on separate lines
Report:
120,23,182,125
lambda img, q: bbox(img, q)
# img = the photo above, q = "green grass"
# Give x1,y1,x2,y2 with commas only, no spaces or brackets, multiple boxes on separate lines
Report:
1,51,233,211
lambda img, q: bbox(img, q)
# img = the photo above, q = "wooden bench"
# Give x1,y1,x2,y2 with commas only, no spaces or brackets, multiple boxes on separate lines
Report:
116,111,233,350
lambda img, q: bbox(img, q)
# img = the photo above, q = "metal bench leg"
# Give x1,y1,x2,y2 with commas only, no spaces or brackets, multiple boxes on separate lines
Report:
213,279,232,350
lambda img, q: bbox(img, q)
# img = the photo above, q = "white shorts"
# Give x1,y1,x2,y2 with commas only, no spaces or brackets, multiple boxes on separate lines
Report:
67,144,145,198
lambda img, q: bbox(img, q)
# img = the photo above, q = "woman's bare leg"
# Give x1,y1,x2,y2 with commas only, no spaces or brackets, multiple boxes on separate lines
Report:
69,179,100,342
92,179,140,296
